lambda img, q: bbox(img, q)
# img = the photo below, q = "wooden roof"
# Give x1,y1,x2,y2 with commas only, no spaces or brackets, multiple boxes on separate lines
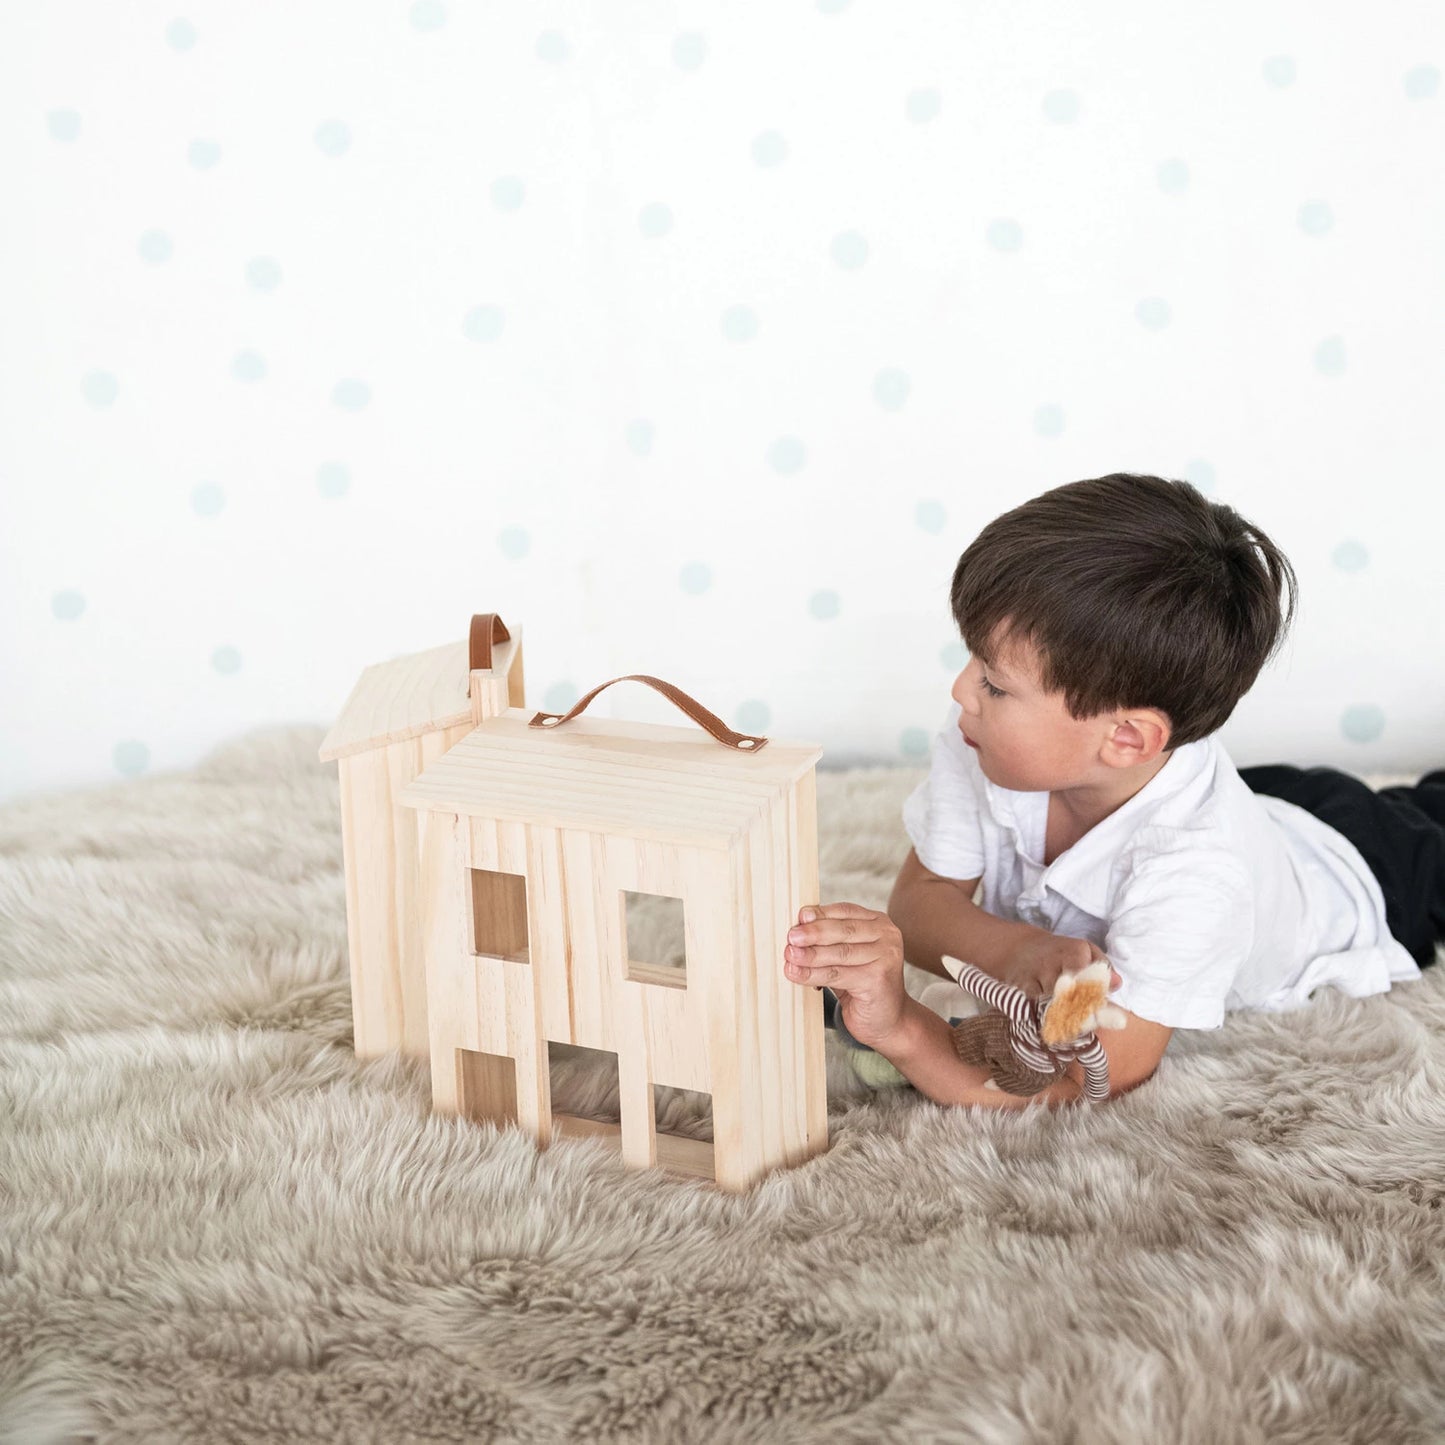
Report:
318,628,521,763
398,706,823,849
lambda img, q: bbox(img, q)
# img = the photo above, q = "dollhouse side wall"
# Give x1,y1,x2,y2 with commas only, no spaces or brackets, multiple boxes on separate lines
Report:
338,721,475,1062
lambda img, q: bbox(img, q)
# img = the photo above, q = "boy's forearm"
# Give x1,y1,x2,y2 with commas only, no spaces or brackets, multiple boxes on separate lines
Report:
877,999,1086,1110
888,877,1051,980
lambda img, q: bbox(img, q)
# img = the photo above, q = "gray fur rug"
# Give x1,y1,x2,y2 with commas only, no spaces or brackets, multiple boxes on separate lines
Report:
2,725,1443,1443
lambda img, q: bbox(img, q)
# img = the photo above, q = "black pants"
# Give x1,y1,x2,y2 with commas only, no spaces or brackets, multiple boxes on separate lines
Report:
1238,765,1445,968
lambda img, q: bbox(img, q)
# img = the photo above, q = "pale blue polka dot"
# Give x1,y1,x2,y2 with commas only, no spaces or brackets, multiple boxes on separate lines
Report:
191,483,225,516
314,120,351,158
940,639,968,672
1042,89,1081,123
768,437,807,474
332,378,371,410
721,305,758,342
874,368,911,411
1033,404,1065,438
1404,64,1439,100
211,645,242,675
498,526,530,560
491,176,524,210
906,88,941,124
1332,539,1368,572
626,419,654,456
1183,459,1216,494
817,0,852,12
410,1,446,32
1157,158,1190,193
809,590,840,620
1136,296,1171,329
986,219,1023,252
679,562,712,594
830,230,868,269
672,32,707,70
543,679,579,713
751,130,788,167
463,306,504,342
316,462,349,498
1262,55,1296,88
114,741,151,778
536,30,570,63
187,139,220,169
52,590,86,621
899,726,931,760
1298,200,1333,236
231,350,266,382
82,371,118,407
639,203,673,238
1341,704,1384,744
915,499,946,534
138,230,173,264
736,698,771,734
166,18,197,52
47,110,81,142
246,256,281,291
1314,336,1346,376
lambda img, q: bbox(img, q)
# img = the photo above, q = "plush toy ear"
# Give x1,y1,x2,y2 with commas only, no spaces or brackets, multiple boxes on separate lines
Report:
1040,961,1115,1045
1093,1004,1128,1031
1054,960,1111,995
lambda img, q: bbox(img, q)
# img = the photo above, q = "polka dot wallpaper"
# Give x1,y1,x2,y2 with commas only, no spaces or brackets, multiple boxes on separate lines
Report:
5,4,1443,804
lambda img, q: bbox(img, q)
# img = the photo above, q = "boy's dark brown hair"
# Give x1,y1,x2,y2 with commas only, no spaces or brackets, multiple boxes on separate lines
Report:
949,473,1298,749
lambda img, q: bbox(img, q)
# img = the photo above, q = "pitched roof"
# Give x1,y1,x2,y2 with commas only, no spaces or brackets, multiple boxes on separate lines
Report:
318,627,521,762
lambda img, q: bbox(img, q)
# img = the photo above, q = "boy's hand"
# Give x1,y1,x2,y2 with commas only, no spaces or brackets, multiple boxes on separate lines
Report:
1000,930,1123,1000
783,902,907,1047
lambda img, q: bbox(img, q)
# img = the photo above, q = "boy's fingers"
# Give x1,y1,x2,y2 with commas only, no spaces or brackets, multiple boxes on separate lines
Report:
785,943,860,969
798,902,879,924
788,918,883,948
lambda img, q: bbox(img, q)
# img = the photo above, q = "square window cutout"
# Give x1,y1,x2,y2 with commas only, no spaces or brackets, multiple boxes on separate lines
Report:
469,867,529,963
622,889,687,989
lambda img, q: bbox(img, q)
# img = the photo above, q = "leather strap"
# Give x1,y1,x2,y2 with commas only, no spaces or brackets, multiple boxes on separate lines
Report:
469,613,512,670
529,675,769,752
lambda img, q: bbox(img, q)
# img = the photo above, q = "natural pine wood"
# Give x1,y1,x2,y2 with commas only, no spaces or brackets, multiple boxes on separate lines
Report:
318,626,526,1061
321,616,828,1191
401,700,827,1192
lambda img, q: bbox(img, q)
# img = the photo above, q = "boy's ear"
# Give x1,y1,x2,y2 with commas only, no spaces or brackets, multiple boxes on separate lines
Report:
1102,709,1171,766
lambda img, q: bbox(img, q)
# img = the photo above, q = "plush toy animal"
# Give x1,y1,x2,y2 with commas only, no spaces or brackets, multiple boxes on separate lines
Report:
940,955,1128,1101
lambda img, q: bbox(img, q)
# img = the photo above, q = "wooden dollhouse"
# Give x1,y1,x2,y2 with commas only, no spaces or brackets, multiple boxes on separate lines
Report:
321,613,830,1192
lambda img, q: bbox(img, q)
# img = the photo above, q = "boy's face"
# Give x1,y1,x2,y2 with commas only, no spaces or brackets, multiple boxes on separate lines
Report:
951,627,1137,793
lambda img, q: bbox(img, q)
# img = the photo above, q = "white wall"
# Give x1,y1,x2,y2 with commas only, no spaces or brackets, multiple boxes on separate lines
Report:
4,1,1442,804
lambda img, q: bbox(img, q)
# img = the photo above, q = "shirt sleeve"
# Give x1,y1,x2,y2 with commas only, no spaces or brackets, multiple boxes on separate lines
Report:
900,701,987,882
1104,841,1256,1030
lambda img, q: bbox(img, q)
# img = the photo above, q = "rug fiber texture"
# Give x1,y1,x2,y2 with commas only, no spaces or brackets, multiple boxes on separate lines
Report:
2,725,1443,1443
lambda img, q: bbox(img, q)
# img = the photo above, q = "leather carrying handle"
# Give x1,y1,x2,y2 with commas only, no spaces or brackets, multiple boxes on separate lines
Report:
469,613,512,670
529,675,769,752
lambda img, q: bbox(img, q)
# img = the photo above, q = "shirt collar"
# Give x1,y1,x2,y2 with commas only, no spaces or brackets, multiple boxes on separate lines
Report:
980,734,1218,917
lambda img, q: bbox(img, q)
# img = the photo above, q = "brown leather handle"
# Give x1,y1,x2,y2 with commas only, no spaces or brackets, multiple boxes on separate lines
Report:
529,675,769,752
469,613,511,670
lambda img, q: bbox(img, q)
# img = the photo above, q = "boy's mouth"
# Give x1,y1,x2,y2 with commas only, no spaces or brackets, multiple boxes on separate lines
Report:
959,727,980,749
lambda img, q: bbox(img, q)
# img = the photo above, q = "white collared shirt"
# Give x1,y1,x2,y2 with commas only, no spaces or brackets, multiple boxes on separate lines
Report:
901,700,1422,1029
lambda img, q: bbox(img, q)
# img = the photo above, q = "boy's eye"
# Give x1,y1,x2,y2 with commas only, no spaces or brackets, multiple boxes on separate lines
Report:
979,675,1006,698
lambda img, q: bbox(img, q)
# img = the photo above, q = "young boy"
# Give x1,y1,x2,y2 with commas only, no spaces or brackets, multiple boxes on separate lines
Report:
781,472,1441,1107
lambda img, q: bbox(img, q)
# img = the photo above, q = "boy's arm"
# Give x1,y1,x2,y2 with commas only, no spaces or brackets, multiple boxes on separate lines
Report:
888,848,1099,989
887,849,1053,980
878,997,1174,1109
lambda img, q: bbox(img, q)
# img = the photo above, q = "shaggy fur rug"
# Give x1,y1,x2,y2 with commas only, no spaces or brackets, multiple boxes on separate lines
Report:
2,725,1443,1444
